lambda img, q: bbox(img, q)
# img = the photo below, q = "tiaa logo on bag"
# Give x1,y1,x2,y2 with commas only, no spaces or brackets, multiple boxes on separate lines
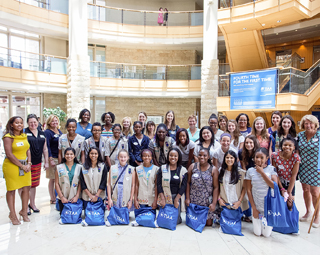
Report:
222,218,236,226
186,213,197,221
65,210,78,215
115,215,125,223
268,210,281,217
142,213,152,217
160,212,173,220
87,211,101,216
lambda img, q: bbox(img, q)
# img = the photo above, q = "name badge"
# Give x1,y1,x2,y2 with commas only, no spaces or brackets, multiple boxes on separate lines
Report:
126,177,130,181
278,165,284,170
313,138,318,142
192,173,199,178
16,142,24,147
87,129,91,131
27,133,32,136
40,135,45,139
62,138,68,142
173,175,179,179
133,142,138,146
82,170,89,175
162,168,168,173
54,134,60,138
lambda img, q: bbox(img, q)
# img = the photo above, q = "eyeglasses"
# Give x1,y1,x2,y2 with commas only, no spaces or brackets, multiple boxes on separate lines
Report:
113,129,121,132
92,129,101,132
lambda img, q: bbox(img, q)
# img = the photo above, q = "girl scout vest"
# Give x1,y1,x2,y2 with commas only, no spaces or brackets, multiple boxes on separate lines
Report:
85,136,108,161
136,165,158,206
108,136,128,165
59,134,85,162
81,162,106,201
110,164,134,207
152,136,172,162
57,163,82,200
160,165,187,204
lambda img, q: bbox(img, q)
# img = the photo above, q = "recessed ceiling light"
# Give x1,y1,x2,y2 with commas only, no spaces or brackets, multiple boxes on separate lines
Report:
295,29,298,31
276,33,278,35
277,20,281,23
243,28,247,30
262,24,265,26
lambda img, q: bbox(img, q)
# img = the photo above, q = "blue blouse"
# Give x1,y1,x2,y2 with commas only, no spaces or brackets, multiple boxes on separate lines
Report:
75,122,93,140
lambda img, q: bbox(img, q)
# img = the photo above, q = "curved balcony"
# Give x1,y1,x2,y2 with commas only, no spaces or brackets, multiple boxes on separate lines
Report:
0,47,202,96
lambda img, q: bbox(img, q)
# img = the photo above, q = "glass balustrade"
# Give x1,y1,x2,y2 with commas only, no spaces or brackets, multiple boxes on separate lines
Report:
0,47,67,74
218,61,320,96
16,0,68,14
90,62,201,80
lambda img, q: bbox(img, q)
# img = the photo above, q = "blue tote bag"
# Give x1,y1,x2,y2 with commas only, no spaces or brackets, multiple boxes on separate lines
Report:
134,207,156,228
186,203,209,233
60,200,83,224
273,201,299,234
264,182,288,228
157,204,179,231
107,207,130,225
83,198,106,226
220,206,244,236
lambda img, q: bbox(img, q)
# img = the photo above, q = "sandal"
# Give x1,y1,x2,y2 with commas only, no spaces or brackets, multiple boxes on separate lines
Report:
241,216,252,223
50,200,56,204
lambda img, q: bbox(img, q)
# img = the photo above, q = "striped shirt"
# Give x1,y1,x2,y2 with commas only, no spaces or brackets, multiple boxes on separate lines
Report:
245,165,277,213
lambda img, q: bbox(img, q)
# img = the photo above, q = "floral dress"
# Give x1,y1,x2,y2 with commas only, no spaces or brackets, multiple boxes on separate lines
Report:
298,131,320,187
190,163,214,219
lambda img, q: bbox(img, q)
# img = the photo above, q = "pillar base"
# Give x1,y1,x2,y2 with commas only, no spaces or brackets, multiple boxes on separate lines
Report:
200,59,219,127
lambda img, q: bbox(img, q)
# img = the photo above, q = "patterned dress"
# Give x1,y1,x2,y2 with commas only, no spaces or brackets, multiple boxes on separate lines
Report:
190,163,214,219
298,131,320,187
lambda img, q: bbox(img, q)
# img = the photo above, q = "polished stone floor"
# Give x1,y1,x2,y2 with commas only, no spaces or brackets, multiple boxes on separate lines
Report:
0,170,319,255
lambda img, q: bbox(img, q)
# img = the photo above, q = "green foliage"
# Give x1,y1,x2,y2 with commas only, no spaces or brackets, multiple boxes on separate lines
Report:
43,107,67,123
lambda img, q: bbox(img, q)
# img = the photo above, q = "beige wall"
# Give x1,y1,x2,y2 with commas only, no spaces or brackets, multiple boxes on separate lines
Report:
43,93,67,116
105,47,198,65
105,97,201,129
43,37,68,57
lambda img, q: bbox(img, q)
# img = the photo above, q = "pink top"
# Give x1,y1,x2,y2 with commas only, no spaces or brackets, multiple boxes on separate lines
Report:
257,135,270,149
271,151,300,183
158,12,163,24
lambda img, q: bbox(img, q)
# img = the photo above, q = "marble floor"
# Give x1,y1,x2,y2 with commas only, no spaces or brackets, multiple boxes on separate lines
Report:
0,171,319,255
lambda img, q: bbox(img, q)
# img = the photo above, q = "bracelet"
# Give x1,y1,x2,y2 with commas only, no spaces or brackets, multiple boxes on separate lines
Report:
28,162,32,165
217,198,221,201
95,195,99,198
280,188,285,191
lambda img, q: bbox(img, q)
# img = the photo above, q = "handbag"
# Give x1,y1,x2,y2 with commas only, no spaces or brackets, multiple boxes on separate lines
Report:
273,201,299,234
82,197,106,226
60,200,83,224
157,204,179,231
134,207,156,228
186,203,209,233
107,206,130,225
220,206,243,236
197,163,213,205
264,182,289,228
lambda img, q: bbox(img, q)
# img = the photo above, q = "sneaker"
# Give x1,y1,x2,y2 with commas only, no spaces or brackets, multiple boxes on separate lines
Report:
154,220,159,228
58,219,64,225
81,220,88,227
105,221,111,227
131,221,139,227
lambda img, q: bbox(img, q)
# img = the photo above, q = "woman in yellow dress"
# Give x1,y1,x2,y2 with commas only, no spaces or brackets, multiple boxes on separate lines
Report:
3,116,31,225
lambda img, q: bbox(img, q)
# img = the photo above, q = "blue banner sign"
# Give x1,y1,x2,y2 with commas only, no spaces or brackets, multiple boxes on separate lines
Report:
230,69,277,110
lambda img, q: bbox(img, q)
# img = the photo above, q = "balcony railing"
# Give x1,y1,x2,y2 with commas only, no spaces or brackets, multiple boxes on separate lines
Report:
87,4,203,27
90,61,201,80
16,0,68,14
0,47,67,74
219,60,320,96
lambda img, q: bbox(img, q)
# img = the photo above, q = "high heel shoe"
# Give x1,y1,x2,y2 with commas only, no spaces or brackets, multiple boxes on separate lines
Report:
9,213,21,225
28,204,40,213
19,211,30,222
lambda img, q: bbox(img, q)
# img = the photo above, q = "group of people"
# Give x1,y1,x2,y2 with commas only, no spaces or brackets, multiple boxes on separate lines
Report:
2,109,320,236
158,7,169,26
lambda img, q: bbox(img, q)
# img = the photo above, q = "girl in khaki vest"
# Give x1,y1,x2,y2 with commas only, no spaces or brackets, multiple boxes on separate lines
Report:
79,147,108,209
55,147,82,215
134,149,159,209
157,148,188,224
107,149,135,210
